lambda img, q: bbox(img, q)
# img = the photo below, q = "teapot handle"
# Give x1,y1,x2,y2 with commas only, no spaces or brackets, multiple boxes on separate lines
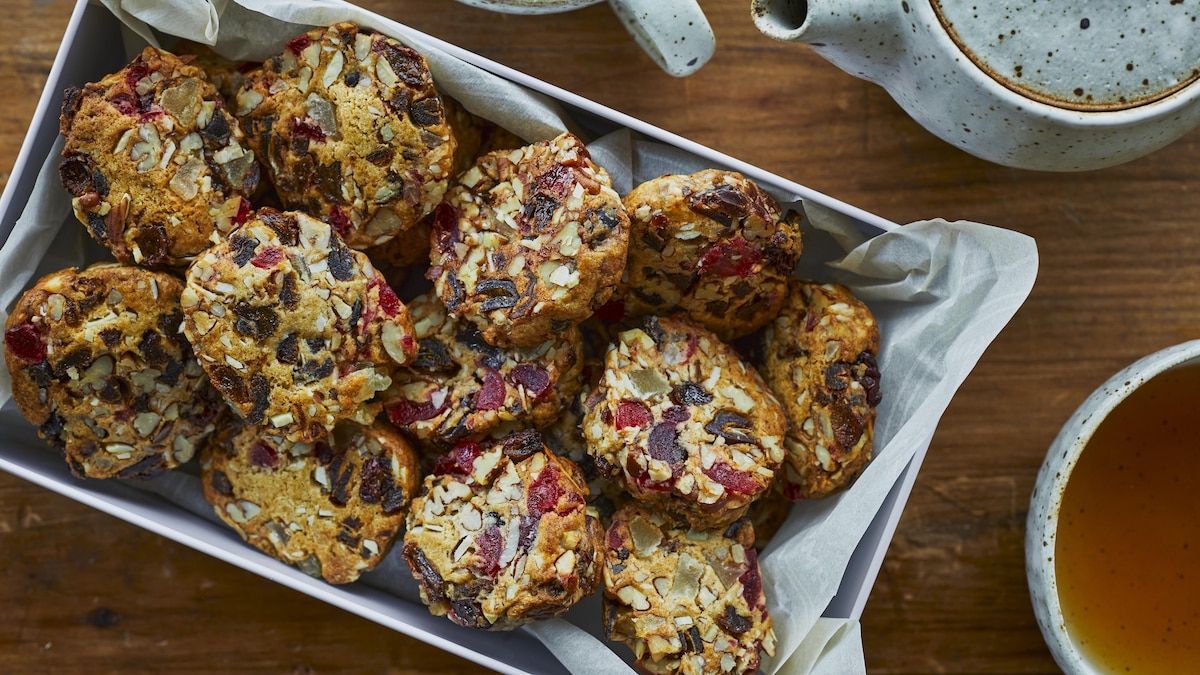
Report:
608,0,714,77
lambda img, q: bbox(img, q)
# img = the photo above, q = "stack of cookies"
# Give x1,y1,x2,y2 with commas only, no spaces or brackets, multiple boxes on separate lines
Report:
3,21,883,675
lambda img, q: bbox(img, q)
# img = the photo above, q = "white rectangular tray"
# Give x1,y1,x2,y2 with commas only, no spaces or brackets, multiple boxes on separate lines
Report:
0,2,938,673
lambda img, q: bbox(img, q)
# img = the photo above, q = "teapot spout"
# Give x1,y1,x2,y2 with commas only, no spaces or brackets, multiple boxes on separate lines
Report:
751,0,903,83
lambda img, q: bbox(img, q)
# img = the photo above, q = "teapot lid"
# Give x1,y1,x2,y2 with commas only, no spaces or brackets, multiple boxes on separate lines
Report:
930,1,1200,111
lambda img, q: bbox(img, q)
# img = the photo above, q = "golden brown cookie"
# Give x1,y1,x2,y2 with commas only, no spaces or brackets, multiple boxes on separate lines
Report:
402,430,603,630
382,291,583,446
618,170,802,341
582,315,787,531
603,504,776,674
4,263,220,479
181,209,418,442
761,279,881,501
236,22,455,249
58,47,260,269
202,417,419,584
429,132,630,348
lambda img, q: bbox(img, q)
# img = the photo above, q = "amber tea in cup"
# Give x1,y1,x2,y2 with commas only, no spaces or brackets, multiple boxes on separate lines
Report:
1053,362,1200,672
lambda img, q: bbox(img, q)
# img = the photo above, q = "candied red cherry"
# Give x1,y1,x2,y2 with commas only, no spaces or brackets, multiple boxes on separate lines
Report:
432,441,482,477
326,207,351,237
509,364,551,398
290,118,326,143
695,237,763,278
232,197,254,226
285,33,312,56
614,400,652,430
374,279,401,318
248,441,279,469
704,462,759,494
740,547,765,608
474,524,504,577
387,398,447,426
475,368,507,411
526,464,564,519
5,324,46,364
249,246,284,269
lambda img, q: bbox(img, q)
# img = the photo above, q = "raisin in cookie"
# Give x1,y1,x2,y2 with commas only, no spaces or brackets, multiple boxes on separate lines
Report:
430,132,630,348
181,209,417,442
619,170,802,341
59,47,260,269
402,430,603,630
4,263,220,479
582,316,787,531
761,280,881,501
237,22,455,249
202,417,419,584
383,291,582,446
604,504,776,675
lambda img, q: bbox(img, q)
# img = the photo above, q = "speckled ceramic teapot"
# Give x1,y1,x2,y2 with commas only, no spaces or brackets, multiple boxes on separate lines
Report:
752,0,1200,171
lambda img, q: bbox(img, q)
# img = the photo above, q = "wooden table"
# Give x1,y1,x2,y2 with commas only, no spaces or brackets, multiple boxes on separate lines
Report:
3,0,1197,672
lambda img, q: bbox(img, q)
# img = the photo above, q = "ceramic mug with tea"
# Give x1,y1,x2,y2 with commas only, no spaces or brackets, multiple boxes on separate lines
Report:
454,0,715,77
752,0,1200,171
1027,341,1200,673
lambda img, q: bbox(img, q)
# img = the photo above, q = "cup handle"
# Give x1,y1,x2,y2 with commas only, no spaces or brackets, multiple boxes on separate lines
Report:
607,0,715,77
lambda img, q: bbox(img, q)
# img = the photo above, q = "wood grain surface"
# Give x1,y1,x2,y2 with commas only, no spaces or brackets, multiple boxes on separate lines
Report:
3,0,1199,672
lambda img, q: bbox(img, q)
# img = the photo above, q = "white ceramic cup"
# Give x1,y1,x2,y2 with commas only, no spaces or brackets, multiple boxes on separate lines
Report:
1026,340,1200,674
453,0,715,77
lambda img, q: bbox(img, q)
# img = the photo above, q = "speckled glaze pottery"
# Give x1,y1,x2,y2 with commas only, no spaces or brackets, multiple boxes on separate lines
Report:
751,0,1200,171
1025,341,1200,674
455,0,714,77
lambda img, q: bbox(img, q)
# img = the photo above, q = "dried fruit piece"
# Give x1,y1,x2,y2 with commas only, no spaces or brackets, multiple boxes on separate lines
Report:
614,400,653,430
704,462,759,494
5,324,45,364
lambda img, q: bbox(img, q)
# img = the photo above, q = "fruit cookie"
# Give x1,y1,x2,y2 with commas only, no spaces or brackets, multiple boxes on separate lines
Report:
59,47,260,268
383,291,583,446
402,430,603,630
603,504,776,675
429,132,630,348
4,263,220,479
236,22,455,249
202,417,419,584
619,170,803,341
582,315,787,531
761,280,881,501
181,209,417,442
